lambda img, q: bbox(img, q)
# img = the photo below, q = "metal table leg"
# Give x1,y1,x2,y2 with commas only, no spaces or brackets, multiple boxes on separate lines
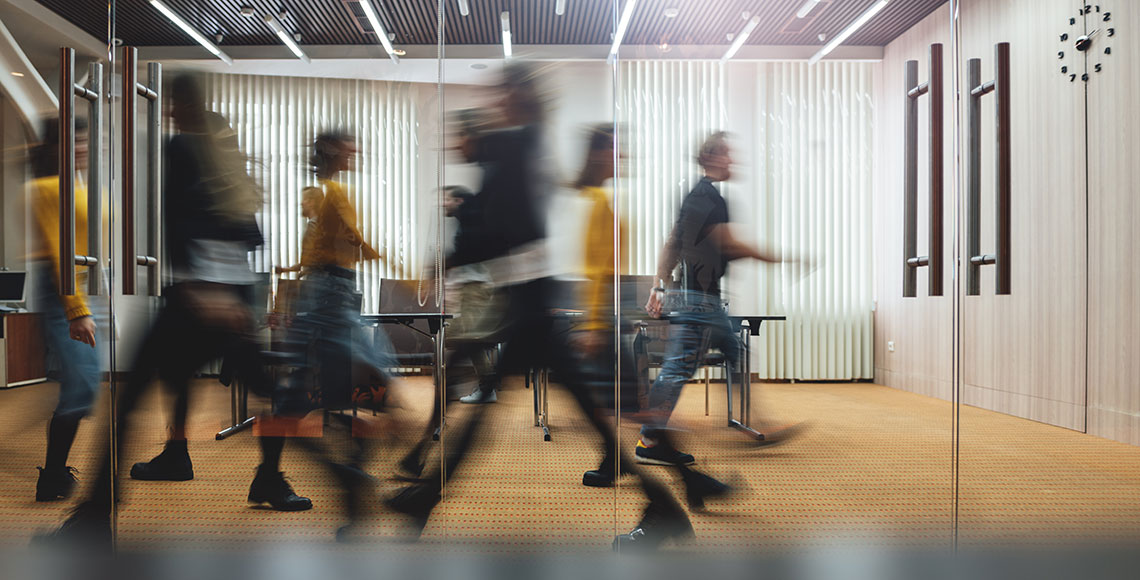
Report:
216,378,255,440
727,322,762,439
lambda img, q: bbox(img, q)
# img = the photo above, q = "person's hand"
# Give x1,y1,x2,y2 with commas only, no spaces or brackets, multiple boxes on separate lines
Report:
645,289,665,319
69,316,96,347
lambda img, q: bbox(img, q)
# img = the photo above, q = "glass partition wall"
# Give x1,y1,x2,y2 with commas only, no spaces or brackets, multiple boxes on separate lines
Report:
614,3,954,553
952,0,1140,553
3,0,1136,563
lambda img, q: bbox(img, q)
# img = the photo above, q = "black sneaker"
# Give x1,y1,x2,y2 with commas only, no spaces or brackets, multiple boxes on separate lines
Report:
248,465,313,511
130,442,194,481
613,499,694,551
634,439,695,466
35,466,78,502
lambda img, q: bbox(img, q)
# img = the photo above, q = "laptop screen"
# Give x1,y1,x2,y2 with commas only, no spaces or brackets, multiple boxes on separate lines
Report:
0,271,27,302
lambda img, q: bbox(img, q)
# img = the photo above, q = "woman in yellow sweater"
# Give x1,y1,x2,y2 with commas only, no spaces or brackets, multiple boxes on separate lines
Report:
27,118,105,502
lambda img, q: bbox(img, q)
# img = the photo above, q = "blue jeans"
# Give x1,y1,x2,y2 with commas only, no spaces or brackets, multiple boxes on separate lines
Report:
643,291,739,434
35,267,107,417
288,268,394,410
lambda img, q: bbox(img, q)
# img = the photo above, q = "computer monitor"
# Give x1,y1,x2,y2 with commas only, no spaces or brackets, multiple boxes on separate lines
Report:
0,271,27,303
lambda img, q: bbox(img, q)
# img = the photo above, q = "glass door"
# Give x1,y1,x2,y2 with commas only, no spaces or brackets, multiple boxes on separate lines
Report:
953,0,1140,551
0,0,118,551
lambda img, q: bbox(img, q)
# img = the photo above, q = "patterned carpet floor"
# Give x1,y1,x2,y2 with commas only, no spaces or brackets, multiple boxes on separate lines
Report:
2,375,1139,553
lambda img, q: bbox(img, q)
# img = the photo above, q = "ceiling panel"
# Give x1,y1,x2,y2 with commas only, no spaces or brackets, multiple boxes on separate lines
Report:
34,0,946,49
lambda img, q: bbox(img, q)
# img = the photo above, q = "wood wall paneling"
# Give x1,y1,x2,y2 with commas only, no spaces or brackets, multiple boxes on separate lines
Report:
957,0,1087,432
1086,2,1140,445
872,3,954,402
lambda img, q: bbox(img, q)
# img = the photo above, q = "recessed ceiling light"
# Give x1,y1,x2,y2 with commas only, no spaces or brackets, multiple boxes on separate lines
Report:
10,71,24,77
471,63,488,70
392,48,406,56
240,5,255,17
663,7,679,18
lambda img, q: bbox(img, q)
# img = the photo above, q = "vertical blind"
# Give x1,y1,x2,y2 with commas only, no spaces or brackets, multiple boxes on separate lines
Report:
205,73,427,314
617,60,874,380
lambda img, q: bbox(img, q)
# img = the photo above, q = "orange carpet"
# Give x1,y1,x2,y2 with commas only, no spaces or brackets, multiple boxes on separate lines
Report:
1,375,1139,553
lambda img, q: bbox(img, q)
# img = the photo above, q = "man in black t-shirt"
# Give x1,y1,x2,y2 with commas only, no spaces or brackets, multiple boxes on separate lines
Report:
638,132,792,465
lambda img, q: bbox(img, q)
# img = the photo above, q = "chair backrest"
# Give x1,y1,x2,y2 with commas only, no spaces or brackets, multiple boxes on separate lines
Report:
376,278,436,361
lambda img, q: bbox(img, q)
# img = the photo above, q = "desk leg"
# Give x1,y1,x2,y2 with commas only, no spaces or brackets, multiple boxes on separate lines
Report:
216,379,255,440
744,326,751,428
541,369,550,441
727,325,762,440
532,368,540,426
433,324,446,441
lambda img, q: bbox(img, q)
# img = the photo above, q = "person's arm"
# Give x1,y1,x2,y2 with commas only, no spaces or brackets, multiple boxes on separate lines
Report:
30,181,96,346
644,225,681,319
709,223,783,263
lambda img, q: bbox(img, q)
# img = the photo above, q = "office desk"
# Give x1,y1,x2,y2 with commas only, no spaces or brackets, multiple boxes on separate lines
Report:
363,313,452,439
661,313,786,439
0,312,46,388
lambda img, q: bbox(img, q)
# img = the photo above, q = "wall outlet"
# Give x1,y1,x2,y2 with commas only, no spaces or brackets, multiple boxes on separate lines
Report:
887,340,895,352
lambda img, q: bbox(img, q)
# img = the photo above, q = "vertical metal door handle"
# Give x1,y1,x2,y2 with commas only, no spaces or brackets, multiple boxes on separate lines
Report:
967,42,1012,296
120,47,161,296
903,43,944,298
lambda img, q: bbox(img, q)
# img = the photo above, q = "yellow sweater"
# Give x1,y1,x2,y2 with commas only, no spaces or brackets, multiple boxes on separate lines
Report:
580,186,626,332
302,179,379,269
29,176,91,320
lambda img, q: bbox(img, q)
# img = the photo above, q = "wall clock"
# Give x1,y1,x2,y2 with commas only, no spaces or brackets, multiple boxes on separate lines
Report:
1058,3,1116,82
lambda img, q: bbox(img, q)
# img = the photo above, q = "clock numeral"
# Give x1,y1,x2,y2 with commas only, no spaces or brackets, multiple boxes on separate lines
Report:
1058,50,1065,59
1085,5,1092,13
1103,12,1111,22
1095,63,1102,72
1105,47,1112,55
1095,5,1100,12
1070,74,1077,82
1082,73,1089,81
1061,66,1068,73
1070,17,1076,25
1061,33,1069,41
1108,28,1115,37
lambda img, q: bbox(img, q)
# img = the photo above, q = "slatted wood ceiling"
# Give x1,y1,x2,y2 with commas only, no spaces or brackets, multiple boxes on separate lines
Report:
37,0,946,48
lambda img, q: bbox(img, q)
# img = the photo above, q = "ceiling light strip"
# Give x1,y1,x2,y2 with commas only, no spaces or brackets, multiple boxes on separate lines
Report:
721,15,761,62
264,15,310,63
608,0,637,63
796,0,822,19
808,0,888,65
149,0,233,64
501,11,512,59
359,0,400,64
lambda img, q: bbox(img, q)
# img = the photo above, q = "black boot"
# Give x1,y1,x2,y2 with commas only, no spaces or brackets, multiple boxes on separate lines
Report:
385,481,440,538
33,502,112,550
681,468,733,511
582,455,630,488
130,440,194,481
35,466,78,502
613,498,694,551
248,464,312,511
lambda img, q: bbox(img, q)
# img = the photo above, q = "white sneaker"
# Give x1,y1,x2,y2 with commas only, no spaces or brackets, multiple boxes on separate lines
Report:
459,389,497,404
